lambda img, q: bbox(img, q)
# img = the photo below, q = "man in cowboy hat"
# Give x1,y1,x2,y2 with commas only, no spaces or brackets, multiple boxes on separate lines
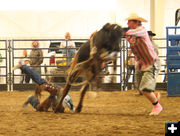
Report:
124,13,162,116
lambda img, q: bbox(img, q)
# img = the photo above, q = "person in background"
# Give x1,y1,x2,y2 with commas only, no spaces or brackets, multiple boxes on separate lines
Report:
60,32,76,65
148,31,166,83
148,31,159,55
26,41,43,83
124,49,135,90
124,13,162,116
20,49,28,83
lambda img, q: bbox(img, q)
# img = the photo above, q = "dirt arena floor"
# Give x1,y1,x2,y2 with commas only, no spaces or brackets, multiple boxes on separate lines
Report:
0,89,180,136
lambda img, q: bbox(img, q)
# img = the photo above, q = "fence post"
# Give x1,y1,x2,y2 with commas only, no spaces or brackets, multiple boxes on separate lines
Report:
5,40,8,91
7,40,13,92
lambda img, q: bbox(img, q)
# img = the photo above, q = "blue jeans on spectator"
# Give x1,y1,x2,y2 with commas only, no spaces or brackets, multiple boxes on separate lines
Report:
21,65,46,85
62,49,75,65
124,65,135,90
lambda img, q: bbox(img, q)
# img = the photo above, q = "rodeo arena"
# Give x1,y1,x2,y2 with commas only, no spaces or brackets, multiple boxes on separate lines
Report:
0,0,180,136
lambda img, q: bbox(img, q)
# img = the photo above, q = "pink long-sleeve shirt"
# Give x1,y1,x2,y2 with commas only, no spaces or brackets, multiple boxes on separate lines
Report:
125,25,159,70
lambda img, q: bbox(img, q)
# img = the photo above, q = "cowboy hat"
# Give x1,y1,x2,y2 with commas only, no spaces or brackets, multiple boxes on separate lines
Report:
126,13,148,22
148,31,156,36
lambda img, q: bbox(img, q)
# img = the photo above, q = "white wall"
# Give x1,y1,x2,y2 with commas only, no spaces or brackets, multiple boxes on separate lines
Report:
0,0,151,39
0,0,180,84
0,0,179,39
0,11,116,39
165,0,180,27
116,0,150,29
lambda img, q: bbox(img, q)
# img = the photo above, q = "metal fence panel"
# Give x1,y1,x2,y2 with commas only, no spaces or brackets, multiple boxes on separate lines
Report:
0,40,8,91
0,38,167,91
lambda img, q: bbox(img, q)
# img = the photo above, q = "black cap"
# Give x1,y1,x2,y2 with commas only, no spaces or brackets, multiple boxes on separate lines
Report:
122,27,130,33
148,31,156,36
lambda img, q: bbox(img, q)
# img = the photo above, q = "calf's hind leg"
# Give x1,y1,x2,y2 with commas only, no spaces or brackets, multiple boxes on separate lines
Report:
75,83,89,113
75,69,95,113
54,83,71,113
54,70,82,113
36,96,56,112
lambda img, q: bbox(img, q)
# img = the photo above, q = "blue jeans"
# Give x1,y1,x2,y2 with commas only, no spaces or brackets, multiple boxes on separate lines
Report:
125,65,135,83
62,49,75,65
124,65,135,89
25,66,41,83
21,65,46,85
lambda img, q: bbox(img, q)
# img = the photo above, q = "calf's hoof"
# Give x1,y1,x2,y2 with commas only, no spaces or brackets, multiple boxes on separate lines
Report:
54,106,65,113
75,105,82,113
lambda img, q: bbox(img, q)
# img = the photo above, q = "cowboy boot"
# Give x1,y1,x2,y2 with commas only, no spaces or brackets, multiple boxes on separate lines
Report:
41,83,58,96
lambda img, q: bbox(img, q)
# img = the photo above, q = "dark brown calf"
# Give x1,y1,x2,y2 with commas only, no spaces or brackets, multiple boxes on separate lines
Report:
54,23,123,113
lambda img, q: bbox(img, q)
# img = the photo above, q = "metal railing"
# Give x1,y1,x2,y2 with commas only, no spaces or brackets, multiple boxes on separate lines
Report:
0,38,167,91
0,40,8,90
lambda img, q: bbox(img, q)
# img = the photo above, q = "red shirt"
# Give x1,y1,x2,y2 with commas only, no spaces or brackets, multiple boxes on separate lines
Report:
125,26,159,70
50,55,55,65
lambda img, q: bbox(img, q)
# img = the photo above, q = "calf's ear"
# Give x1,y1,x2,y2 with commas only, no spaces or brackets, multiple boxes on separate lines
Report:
102,23,111,30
